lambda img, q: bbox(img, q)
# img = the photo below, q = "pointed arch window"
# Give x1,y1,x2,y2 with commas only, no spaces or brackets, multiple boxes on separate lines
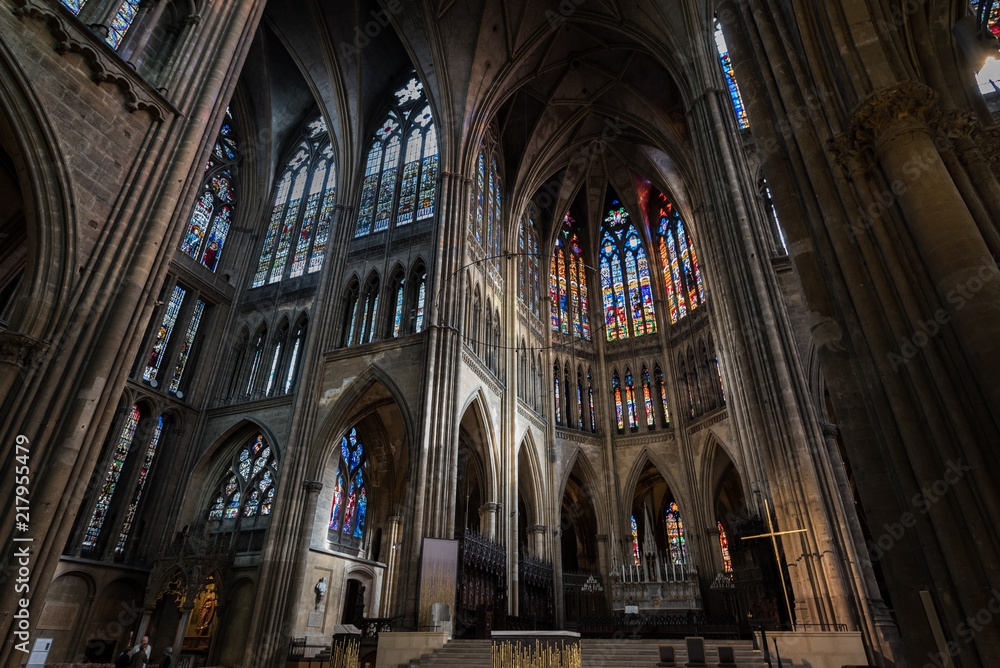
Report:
714,19,750,130
624,368,638,430
329,427,369,548
181,108,239,272
106,0,142,49
718,520,733,572
664,502,687,564
656,366,671,427
600,201,656,340
612,371,624,433
554,361,563,425
358,275,381,345
576,368,585,430
642,366,655,429
519,214,541,314
550,214,591,339
655,200,705,324
631,515,641,566
207,434,279,523
253,117,336,287
82,405,142,550
284,319,307,393
588,370,596,433
115,416,163,554
412,267,427,333
355,75,437,237
390,271,406,338
143,286,185,382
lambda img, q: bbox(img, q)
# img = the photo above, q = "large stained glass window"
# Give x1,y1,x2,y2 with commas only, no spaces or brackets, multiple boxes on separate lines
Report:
519,214,541,313
207,434,279,522
143,286,185,383
82,405,141,550
600,198,656,340
469,147,503,265
169,300,205,394
718,520,733,572
972,0,1000,38
549,213,591,339
665,502,686,564
554,362,563,425
654,198,705,324
180,109,240,273
329,427,369,544
355,74,437,237
714,19,750,130
114,416,163,554
254,117,336,287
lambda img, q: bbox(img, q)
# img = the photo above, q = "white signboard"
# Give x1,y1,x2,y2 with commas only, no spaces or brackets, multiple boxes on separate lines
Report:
26,638,52,668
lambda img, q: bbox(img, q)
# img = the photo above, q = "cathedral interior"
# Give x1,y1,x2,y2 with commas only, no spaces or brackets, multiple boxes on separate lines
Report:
2,0,1000,666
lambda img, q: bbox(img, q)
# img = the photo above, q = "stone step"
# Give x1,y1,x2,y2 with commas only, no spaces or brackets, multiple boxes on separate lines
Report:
404,638,767,667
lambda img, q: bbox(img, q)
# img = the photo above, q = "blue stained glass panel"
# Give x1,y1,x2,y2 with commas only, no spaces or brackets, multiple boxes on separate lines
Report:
105,0,141,49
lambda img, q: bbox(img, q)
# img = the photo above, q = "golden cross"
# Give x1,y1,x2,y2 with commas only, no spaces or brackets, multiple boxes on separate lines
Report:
739,498,806,631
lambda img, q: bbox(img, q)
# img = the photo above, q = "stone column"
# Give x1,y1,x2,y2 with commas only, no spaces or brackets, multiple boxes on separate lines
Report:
479,502,499,541
845,82,1000,416
280,480,323,638
172,602,193,658
529,525,547,560
380,515,403,617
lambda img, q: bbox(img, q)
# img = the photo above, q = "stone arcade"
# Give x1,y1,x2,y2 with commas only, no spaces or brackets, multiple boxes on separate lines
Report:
1,1,999,667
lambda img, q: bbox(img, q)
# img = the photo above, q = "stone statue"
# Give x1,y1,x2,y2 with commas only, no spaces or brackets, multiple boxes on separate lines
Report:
314,577,327,610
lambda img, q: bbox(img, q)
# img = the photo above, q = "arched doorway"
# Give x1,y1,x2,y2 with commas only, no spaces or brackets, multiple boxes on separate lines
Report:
559,454,604,624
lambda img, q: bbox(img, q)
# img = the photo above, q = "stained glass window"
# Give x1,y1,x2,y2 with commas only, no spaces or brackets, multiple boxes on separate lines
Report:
554,362,562,425
492,159,502,266
631,515,641,566
181,109,240,273
714,19,750,130
600,199,655,340
974,0,1000,37
642,366,655,429
624,368,638,429
144,286,185,382
656,366,671,427
284,322,306,394
718,520,733,572
588,371,596,433
207,434,279,523
519,215,540,313
613,372,624,433
169,300,205,394
83,405,141,550
105,0,141,49
253,116,335,287
391,276,405,337
114,416,163,554
414,269,427,333
665,502,686,565
59,0,85,13
655,199,705,324
355,75,437,237
330,427,368,543
576,373,585,430
550,215,591,339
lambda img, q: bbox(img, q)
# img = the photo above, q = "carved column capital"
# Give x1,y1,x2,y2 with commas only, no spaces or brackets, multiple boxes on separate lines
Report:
849,81,939,155
820,422,839,439
303,480,323,494
0,332,50,371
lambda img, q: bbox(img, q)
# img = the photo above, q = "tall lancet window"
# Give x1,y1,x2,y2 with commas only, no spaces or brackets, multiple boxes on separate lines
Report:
714,19,749,130
600,198,656,340
115,416,163,554
631,515,641,566
355,74,437,237
180,108,240,272
329,427,369,549
612,371,624,433
654,198,705,324
207,434,280,523
718,520,733,572
254,116,336,287
550,213,591,339
519,213,541,313
106,0,142,48
664,502,687,564
82,405,141,550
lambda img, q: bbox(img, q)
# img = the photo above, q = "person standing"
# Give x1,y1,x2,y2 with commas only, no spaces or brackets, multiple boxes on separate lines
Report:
158,646,174,668
128,643,148,667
